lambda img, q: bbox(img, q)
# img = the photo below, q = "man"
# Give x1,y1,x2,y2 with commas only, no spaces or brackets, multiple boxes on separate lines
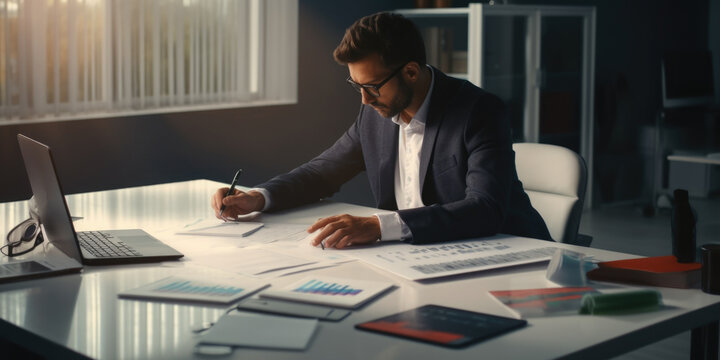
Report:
211,12,551,249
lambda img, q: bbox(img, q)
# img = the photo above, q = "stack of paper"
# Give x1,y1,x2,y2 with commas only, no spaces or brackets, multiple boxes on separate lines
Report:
176,220,264,237
199,312,318,350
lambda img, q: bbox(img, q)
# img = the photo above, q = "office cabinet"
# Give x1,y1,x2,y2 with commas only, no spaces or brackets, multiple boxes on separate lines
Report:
397,4,596,206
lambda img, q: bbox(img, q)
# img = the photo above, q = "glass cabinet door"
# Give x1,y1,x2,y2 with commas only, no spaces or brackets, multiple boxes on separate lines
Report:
479,5,595,207
482,15,529,143
538,16,585,154
397,5,596,206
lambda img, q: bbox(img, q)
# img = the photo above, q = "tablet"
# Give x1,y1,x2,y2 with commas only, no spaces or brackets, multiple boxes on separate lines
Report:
355,304,527,348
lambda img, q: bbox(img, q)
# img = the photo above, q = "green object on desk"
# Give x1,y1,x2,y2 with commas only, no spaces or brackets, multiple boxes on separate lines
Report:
579,290,662,315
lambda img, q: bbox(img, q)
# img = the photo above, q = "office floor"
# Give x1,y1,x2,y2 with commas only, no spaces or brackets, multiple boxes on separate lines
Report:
580,196,720,360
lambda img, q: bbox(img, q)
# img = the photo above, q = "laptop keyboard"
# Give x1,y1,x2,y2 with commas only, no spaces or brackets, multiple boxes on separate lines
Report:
77,231,142,258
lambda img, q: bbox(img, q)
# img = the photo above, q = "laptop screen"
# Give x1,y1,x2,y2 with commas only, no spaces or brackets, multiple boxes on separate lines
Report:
17,135,84,262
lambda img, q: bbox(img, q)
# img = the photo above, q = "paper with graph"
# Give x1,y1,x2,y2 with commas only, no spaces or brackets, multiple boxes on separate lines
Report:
119,275,269,304
259,276,394,309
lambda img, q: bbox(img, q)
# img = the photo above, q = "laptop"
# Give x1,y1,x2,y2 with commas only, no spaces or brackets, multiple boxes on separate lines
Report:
15,134,184,266
0,253,83,284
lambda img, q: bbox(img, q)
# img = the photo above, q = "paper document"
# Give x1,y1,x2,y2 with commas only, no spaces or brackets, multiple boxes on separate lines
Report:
260,275,394,309
176,219,264,238
242,223,309,243
199,311,318,350
257,232,355,277
489,286,599,318
119,275,269,304
191,247,317,276
342,235,558,280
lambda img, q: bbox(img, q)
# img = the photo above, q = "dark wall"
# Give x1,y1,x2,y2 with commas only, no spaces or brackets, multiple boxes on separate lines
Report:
711,0,720,105
582,0,712,204
460,0,712,203
0,0,715,207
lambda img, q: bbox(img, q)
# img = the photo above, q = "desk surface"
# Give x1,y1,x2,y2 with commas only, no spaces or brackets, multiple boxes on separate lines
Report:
1,180,719,360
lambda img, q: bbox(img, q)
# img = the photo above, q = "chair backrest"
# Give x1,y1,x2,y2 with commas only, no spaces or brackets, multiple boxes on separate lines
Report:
513,143,587,244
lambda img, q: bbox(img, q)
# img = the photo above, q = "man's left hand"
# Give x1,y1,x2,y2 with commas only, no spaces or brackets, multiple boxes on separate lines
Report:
307,214,380,249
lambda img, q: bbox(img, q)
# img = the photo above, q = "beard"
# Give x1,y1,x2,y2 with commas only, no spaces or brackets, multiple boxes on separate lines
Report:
369,76,413,119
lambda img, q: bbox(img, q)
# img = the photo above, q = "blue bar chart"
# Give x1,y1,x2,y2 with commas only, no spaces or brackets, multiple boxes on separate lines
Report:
261,276,393,308
120,276,269,304
292,279,363,296
154,280,244,297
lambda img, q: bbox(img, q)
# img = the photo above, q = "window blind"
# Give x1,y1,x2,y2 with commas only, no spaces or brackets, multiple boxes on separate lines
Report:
0,0,297,123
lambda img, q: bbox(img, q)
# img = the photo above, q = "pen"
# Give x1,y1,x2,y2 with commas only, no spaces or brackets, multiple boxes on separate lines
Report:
320,239,325,250
218,169,242,218
242,224,264,237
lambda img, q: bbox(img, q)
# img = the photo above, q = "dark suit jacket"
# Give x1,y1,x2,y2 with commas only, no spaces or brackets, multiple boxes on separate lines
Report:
257,68,551,244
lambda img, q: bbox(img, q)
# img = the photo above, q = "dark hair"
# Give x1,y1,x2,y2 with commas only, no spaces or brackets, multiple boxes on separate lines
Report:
333,12,426,68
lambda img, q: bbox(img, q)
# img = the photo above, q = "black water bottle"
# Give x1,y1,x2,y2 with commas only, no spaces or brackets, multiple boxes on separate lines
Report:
671,189,696,263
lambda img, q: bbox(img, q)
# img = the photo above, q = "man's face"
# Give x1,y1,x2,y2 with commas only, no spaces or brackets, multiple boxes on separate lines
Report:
347,54,413,118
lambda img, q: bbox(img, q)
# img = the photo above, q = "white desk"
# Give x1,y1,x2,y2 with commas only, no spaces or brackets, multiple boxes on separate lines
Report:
1,180,719,359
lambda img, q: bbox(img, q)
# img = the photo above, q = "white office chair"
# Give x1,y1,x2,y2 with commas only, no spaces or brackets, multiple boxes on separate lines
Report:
513,143,591,246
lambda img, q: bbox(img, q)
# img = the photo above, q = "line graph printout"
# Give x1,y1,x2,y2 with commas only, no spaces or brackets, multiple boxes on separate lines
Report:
342,235,558,281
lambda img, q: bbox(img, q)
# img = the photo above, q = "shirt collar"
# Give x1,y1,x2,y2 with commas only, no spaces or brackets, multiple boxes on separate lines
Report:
392,65,435,126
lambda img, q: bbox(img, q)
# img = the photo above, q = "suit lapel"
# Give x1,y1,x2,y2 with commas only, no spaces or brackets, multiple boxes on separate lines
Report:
418,68,451,192
378,117,399,209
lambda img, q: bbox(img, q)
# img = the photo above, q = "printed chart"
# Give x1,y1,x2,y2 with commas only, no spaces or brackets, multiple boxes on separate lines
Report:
154,280,245,297
119,276,269,304
260,276,394,308
292,279,363,296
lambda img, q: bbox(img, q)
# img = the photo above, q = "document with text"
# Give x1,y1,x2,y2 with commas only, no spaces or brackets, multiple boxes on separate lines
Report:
342,235,558,281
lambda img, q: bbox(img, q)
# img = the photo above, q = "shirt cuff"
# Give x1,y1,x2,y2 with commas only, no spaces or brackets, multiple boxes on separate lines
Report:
249,188,271,211
374,212,412,241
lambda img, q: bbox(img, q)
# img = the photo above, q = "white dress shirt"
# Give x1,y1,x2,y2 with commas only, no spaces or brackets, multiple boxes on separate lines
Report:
374,67,435,241
256,67,435,242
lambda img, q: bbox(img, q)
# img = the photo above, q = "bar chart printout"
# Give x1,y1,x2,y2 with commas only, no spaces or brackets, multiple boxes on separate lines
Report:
260,276,395,309
119,276,269,304
155,280,244,296
293,279,363,296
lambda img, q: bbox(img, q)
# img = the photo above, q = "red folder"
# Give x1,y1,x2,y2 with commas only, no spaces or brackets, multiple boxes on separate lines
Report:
586,255,701,289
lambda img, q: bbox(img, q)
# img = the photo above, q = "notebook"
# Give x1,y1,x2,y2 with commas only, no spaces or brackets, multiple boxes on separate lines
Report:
15,134,184,266
586,255,701,288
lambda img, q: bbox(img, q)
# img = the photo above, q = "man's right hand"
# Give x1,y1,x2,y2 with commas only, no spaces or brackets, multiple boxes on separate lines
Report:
211,188,266,220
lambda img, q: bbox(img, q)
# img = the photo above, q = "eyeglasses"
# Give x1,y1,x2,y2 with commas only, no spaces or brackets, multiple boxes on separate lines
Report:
346,64,406,98
2,218,44,257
